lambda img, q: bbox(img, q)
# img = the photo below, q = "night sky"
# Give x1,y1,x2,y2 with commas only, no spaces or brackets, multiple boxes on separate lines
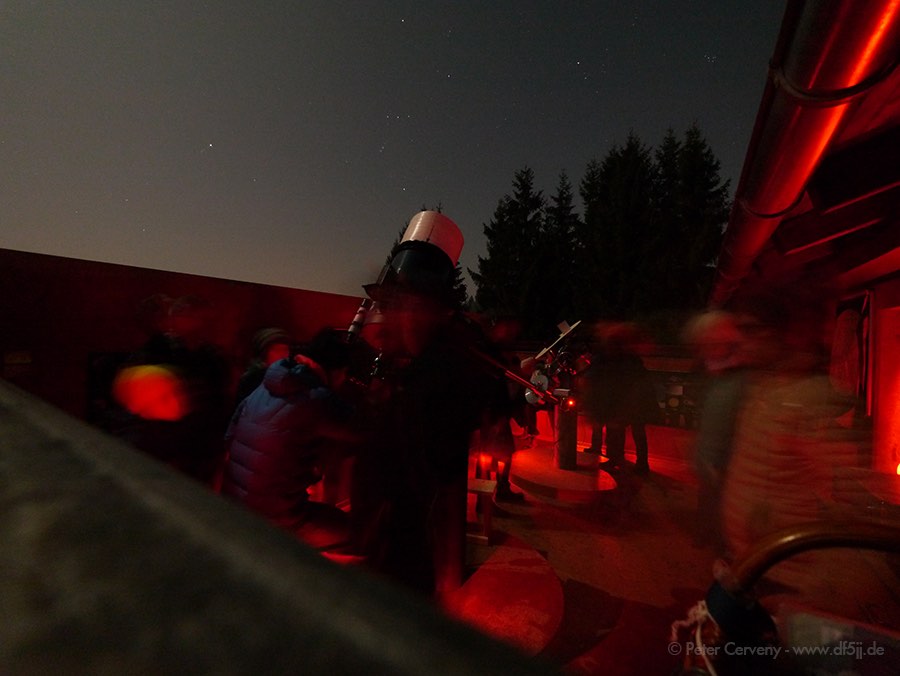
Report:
2,1,786,298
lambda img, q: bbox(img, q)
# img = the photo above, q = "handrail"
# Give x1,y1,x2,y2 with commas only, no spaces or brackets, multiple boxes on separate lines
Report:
703,518,900,642
725,518,900,594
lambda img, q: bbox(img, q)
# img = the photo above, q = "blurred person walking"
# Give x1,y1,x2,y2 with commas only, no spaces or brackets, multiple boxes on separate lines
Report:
719,286,871,601
683,310,752,552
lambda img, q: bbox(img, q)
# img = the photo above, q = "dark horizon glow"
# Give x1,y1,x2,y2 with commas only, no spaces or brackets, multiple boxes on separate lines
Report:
1,1,786,297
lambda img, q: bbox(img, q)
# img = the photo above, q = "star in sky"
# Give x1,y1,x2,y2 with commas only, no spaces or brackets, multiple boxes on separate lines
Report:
1,1,786,297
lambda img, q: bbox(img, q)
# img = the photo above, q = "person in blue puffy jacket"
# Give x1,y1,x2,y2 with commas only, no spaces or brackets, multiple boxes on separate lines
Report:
222,328,357,551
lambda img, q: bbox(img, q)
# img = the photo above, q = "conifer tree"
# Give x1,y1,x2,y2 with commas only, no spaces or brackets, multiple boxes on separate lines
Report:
473,124,730,337
675,123,731,309
576,134,656,319
534,171,579,327
573,159,606,319
648,128,683,310
471,167,547,335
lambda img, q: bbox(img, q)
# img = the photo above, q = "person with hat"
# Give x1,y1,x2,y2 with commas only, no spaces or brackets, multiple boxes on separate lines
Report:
350,211,494,598
234,327,293,406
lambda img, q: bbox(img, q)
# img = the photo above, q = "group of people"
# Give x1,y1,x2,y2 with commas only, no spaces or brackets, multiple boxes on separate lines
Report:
102,211,874,612
578,322,658,474
106,292,500,600
103,212,524,600
503,287,872,607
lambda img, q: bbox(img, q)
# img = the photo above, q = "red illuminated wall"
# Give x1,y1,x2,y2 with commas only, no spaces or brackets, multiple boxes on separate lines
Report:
0,248,362,419
871,278,900,474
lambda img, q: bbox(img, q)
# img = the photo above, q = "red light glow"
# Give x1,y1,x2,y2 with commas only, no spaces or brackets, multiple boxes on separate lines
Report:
803,0,900,178
767,2,900,213
112,364,190,421
875,308,900,474
798,0,900,185
850,1,900,84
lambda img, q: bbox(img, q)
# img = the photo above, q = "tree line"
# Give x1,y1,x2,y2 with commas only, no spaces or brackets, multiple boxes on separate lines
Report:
466,124,731,343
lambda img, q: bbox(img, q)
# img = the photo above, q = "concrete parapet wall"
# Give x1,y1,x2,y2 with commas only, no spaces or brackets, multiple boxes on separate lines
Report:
0,379,555,674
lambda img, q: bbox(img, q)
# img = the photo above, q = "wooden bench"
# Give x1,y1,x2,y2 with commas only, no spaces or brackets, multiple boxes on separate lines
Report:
467,477,497,545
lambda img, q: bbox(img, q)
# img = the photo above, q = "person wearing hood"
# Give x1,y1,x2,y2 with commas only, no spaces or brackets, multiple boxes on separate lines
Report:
222,328,356,551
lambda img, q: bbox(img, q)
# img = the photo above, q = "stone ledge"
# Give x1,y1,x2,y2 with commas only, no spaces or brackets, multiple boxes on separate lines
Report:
0,380,557,675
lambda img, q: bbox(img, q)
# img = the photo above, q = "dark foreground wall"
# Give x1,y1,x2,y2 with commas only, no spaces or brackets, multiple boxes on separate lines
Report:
1,248,363,418
0,379,556,674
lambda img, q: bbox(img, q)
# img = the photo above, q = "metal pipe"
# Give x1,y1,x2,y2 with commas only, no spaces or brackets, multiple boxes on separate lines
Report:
711,0,900,306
